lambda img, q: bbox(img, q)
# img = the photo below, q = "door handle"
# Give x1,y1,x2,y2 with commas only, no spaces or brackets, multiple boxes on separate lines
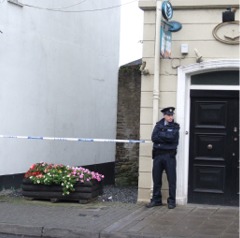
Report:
207,144,213,150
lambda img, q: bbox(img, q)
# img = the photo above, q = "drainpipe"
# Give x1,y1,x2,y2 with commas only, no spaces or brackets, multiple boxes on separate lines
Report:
153,0,162,127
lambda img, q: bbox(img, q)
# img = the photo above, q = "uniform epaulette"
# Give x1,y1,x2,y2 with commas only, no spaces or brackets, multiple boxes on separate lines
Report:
174,122,180,128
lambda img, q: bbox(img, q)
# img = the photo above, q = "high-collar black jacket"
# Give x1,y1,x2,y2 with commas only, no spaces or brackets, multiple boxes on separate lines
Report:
151,118,180,151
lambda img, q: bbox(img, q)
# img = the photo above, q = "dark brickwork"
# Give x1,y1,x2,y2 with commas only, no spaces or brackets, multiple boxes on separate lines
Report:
115,60,142,186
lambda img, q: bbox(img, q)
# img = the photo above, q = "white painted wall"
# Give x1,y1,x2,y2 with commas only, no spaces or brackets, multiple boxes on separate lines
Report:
119,0,143,66
0,0,120,175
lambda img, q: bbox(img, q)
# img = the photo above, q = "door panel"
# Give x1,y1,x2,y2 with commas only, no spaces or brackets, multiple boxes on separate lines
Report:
193,165,225,193
195,102,227,128
194,133,226,161
188,90,239,206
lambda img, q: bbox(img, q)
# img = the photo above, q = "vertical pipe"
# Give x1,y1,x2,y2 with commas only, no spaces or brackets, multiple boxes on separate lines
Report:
153,0,162,127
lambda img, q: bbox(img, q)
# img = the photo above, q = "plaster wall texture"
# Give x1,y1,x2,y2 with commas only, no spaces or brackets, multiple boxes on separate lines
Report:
0,0,120,175
138,0,239,202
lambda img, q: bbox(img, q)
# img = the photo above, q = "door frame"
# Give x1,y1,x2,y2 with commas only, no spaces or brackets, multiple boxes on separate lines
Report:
175,59,240,205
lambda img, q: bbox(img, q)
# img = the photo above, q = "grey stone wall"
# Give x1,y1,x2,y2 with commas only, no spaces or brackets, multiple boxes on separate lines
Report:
115,60,142,186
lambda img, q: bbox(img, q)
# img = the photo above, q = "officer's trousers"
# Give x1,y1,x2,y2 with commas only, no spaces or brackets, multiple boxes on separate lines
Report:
151,152,176,205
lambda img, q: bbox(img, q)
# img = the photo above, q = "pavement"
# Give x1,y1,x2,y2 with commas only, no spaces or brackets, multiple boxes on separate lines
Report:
0,194,239,238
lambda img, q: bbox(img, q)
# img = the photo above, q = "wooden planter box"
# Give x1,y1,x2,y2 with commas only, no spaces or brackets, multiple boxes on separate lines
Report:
22,179,103,204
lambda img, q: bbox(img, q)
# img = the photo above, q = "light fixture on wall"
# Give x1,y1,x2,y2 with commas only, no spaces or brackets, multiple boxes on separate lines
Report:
222,7,236,22
139,61,150,75
194,48,203,63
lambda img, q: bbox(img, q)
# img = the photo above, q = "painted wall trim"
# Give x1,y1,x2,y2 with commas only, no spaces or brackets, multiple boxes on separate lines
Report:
139,0,239,10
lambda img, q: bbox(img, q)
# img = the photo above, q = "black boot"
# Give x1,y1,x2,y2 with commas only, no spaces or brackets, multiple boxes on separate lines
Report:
145,201,162,208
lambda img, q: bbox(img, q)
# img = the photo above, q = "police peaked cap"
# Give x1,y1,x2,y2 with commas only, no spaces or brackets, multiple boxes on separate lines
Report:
161,107,175,115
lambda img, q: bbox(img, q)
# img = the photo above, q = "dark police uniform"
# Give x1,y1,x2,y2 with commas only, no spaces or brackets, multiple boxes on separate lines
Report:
146,107,180,209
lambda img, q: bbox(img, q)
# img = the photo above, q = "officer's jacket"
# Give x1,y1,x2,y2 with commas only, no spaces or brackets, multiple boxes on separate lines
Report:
151,118,180,151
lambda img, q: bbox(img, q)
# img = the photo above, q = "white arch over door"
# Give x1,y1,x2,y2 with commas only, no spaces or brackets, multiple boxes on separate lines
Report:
175,59,240,205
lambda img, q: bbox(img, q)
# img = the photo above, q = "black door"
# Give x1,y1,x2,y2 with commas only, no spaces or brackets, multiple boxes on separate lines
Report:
188,90,239,206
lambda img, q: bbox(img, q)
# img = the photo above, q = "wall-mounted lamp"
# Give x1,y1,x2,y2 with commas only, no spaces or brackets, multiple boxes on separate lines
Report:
194,49,203,63
222,7,236,22
139,61,150,75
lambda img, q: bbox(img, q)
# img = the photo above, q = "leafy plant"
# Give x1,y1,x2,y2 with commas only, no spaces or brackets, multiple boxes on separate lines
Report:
24,162,104,195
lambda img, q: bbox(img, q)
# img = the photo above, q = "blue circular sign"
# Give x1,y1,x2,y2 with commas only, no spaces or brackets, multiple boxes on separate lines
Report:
162,1,173,21
169,21,182,32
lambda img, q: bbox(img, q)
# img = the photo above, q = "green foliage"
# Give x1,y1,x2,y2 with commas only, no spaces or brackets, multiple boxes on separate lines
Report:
24,162,104,195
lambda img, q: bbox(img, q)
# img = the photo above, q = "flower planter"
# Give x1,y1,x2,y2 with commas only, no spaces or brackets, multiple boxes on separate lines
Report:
22,178,103,204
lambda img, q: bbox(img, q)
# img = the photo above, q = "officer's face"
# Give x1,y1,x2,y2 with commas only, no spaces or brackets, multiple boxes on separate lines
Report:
164,114,174,123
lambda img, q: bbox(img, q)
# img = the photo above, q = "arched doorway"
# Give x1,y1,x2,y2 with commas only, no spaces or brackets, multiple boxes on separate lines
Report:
176,60,239,206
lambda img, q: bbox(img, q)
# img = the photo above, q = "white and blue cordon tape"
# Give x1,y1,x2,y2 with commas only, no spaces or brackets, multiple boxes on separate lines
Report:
0,135,151,144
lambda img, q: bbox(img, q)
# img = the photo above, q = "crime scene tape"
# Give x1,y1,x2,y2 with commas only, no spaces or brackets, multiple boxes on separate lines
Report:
0,135,152,144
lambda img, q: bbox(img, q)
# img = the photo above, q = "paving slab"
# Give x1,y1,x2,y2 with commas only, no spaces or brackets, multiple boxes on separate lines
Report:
0,196,238,238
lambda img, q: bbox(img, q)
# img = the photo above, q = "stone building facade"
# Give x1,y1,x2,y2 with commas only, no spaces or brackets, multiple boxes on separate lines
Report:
115,60,142,186
137,0,239,206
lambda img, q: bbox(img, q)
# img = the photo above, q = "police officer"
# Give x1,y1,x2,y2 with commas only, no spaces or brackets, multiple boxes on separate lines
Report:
146,107,180,209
